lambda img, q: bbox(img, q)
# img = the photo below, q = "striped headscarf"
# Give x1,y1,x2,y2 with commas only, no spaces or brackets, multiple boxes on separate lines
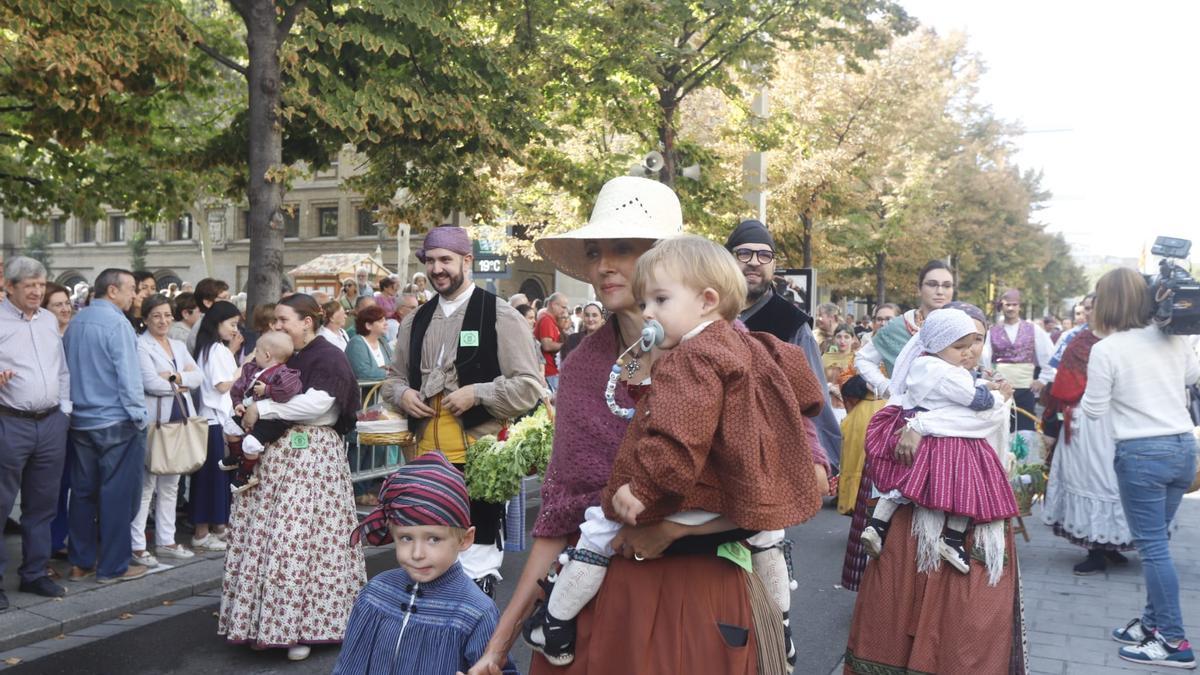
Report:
350,452,471,546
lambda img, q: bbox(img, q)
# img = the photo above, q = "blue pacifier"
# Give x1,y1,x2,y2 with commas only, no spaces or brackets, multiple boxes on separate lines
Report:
639,320,665,351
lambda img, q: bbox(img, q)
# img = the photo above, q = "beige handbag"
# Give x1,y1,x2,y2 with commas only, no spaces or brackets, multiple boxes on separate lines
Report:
145,393,208,475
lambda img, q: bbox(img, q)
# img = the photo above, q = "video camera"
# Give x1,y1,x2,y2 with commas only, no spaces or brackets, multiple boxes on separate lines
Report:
1146,236,1199,335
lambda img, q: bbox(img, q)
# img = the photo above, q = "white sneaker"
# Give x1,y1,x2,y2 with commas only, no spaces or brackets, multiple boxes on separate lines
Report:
191,534,227,552
131,551,159,568
156,544,196,560
288,645,311,661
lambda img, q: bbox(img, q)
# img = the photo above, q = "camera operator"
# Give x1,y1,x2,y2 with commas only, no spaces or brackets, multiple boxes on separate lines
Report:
1080,267,1200,669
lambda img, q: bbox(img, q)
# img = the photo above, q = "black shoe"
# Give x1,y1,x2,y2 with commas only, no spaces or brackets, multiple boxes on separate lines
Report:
938,536,970,574
783,611,796,672
522,603,577,667
219,456,240,472
0,589,8,612
19,575,66,598
1074,550,1107,576
51,548,69,561
1105,550,1130,565
473,574,498,599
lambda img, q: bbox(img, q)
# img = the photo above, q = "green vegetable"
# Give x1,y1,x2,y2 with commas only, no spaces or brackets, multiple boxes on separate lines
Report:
465,406,555,501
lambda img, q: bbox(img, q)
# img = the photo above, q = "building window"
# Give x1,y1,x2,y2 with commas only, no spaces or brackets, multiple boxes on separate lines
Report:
241,210,251,239
282,205,299,238
51,217,66,243
356,207,378,236
317,206,339,237
109,215,126,242
172,215,192,241
80,220,95,243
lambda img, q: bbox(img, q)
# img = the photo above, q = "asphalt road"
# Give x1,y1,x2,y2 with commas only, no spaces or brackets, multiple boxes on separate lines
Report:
9,500,856,675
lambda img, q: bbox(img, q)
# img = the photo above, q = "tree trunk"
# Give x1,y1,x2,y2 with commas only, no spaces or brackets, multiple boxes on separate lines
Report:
800,212,813,268
243,0,285,311
874,251,887,306
658,88,677,189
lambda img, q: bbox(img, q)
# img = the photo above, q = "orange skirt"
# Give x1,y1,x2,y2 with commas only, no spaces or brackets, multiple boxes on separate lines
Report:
530,553,758,675
844,505,1027,674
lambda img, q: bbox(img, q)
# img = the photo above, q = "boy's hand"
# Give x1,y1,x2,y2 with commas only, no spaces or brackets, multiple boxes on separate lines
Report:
234,403,246,416
252,381,267,397
612,483,645,525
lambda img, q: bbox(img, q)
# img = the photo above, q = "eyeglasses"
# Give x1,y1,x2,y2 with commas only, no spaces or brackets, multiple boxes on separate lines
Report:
922,281,955,290
733,248,775,265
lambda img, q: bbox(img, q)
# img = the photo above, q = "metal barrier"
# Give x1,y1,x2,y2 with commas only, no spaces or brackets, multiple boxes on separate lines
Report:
346,380,409,487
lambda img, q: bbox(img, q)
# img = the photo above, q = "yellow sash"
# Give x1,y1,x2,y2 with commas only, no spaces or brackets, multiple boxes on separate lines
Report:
994,362,1036,389
417,393,473,464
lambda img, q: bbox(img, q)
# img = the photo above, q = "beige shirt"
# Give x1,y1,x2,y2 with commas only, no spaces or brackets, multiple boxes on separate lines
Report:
384,285,545,439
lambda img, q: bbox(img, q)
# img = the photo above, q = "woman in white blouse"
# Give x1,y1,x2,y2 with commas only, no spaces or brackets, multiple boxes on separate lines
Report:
191,301,243,552
1080,268,1200,669
134,295,202,565
318,299,350,351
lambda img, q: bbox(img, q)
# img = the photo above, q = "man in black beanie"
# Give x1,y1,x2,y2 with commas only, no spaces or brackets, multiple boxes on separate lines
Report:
725,219,843,467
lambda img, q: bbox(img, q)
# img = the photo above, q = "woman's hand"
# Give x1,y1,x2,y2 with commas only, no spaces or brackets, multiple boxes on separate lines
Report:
611,520,682,561
229,329,245,356
241,402,259,431
611,483,646,525
894,427,922,467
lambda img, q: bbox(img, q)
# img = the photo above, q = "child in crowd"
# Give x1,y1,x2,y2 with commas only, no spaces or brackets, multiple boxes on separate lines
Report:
524,235,827,670
335,453,518,675
862,308,1018,577
220,331,302,493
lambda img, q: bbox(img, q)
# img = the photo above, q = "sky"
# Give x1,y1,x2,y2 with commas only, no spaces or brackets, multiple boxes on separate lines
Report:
899,0,1200,262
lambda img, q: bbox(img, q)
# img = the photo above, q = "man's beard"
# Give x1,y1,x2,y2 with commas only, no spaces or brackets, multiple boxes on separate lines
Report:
434,263,466,298
745,272,772,303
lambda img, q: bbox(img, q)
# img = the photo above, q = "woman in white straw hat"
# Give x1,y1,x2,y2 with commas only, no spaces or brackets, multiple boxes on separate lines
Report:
468,177,773,674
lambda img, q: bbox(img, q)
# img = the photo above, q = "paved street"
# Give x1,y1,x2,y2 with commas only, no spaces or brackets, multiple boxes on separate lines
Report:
2,494,1198,674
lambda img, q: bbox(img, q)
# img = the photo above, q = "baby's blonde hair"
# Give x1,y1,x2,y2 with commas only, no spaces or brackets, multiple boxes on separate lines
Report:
256,330,295,362
633,234,747,321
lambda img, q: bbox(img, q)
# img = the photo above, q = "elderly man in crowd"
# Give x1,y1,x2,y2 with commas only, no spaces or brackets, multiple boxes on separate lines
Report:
385,226,543,597
725,219,842,467
63,268,150,584
535,292,569,392
0,257,72,608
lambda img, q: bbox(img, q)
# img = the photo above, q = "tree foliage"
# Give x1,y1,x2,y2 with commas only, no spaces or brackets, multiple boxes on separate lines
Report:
768,29,1087,309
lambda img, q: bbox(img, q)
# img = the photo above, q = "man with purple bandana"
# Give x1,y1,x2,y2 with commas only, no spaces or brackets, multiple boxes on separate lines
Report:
383,226,544,598
982,288,1056,431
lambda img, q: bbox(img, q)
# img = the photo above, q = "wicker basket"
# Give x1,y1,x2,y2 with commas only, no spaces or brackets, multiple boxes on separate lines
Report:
357,382,415,447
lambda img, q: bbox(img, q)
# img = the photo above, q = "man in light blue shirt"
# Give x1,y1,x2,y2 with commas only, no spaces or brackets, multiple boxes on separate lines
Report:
0,257,72,608
63,268,150,584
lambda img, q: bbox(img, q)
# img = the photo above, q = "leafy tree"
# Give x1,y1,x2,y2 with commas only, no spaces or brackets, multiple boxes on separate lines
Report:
0,0,231,223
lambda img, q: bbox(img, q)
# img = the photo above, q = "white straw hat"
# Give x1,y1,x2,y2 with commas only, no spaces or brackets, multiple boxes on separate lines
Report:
535,176,683,281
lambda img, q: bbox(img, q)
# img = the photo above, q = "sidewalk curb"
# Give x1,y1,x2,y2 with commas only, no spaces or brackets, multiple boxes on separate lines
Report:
0,556,226,653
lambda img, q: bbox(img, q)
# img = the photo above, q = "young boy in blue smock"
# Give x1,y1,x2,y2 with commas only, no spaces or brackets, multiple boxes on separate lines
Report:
334,452,518,675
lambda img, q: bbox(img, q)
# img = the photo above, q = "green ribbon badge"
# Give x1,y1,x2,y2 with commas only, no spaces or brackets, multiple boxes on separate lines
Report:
717,541,753,573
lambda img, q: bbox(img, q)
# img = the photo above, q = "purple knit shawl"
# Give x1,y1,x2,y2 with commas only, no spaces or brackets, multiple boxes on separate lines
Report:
532,319,636,538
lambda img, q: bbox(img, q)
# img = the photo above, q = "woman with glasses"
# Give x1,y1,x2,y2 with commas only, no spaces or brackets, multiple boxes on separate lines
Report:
840,260,955,589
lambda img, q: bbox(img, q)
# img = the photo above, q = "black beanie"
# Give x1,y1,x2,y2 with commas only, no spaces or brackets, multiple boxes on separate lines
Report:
724,219,776,251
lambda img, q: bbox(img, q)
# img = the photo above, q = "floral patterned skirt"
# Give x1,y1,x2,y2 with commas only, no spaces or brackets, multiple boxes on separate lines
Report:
218,425,367,647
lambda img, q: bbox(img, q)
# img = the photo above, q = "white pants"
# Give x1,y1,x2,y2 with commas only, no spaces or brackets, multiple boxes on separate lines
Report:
130,469,180,550
578,506,784,556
